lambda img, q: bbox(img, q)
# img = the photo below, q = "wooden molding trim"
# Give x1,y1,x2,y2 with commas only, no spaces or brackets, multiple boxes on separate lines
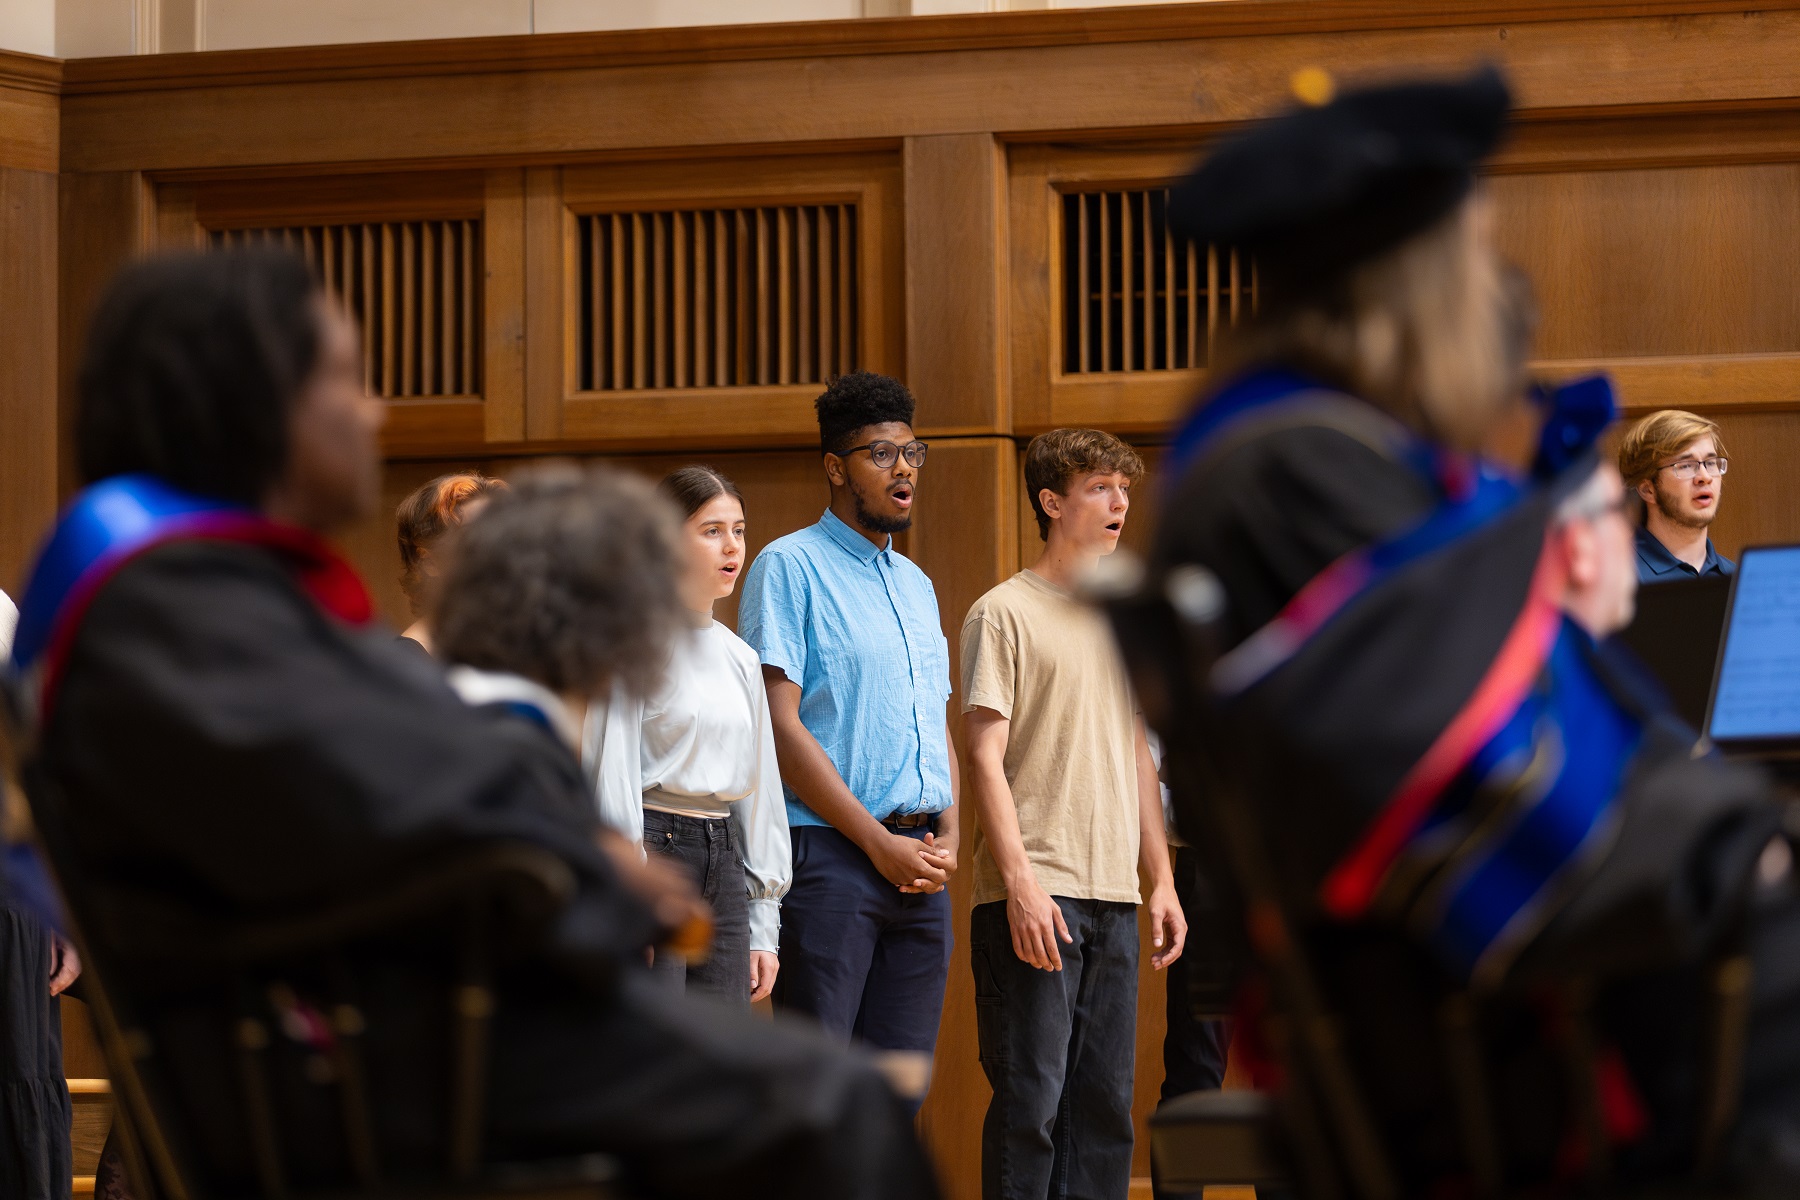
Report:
0,50,59,173
380,396,486,456
64,8,1800,176
1031,354,1800,439
561,385,821,450
1535,354,1800,415
58,1,1800,95
0,49,61,94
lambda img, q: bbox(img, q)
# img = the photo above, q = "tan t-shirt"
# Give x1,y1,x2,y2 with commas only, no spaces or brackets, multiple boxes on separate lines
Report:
961,569,1141,906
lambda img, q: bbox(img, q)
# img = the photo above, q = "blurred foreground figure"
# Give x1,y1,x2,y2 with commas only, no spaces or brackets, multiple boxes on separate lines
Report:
0,586,72,1200
1142,69,1800,1194
8,250,937,1199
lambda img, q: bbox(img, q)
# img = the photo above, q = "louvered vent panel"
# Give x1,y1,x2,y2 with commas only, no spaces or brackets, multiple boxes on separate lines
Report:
211,221,483,398
1062,188,1254,374
576,205,859,391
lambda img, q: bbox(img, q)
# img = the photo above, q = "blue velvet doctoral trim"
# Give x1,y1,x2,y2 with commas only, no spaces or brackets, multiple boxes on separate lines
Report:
1410,624,1641,984
11,474,248,674
1169,369,1643,984
1164,366,1323,485
10,474,372,721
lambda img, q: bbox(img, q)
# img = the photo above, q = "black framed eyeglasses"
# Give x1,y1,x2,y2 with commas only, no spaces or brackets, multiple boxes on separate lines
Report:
1658,456,1728,481
839,439,929,470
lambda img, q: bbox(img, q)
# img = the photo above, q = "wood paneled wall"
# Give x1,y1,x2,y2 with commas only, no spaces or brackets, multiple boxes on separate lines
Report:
0,51,57,596
17,3,1800,1195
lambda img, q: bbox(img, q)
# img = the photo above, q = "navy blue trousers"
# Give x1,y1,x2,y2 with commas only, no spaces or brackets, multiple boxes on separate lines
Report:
773,826,952,1078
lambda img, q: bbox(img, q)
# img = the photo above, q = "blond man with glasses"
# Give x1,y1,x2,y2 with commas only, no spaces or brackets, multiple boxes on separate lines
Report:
1618,409,1735,582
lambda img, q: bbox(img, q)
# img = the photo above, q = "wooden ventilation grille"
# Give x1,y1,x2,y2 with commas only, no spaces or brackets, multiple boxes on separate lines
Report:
1062,188,1254,374
211,221,482,398
576,205,859,391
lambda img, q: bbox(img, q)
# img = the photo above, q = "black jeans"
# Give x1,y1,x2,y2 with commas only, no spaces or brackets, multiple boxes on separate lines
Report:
1154,846,1232,1200
971,897,1139,1200
644,809,751,1008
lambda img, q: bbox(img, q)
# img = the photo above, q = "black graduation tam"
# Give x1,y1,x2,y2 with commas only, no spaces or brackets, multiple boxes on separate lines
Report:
1170,65,1511,293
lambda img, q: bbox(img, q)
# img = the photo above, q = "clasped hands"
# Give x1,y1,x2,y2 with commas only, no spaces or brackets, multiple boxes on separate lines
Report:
868,829,958,895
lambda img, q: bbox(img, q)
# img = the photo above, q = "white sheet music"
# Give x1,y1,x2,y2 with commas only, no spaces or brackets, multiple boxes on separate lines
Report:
1709,546,1800,741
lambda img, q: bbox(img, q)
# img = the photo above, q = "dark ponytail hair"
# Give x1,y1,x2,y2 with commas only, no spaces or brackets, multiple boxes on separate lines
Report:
658,465,745,521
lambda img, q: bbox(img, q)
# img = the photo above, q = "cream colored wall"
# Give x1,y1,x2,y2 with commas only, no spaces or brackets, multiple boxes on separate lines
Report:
201,0,531,50
534,0,863,35
54,0,1221,56
0,0,54,56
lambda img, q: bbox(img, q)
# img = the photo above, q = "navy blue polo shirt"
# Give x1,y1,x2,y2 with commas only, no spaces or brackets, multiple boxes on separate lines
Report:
1635,524,1735,583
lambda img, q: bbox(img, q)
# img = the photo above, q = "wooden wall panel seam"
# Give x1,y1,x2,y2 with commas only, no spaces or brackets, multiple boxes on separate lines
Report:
481,168,527,443
522,165,565,441
0,167,58,595
904,133,1006,435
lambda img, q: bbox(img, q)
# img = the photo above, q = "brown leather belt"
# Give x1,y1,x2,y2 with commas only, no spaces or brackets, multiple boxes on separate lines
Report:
882,812,935,830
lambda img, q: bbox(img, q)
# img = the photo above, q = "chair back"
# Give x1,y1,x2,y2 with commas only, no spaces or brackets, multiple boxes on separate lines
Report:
1,670,590,1200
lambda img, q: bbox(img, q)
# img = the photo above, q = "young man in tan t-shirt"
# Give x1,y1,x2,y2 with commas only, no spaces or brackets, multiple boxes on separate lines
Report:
961,428,1186,1200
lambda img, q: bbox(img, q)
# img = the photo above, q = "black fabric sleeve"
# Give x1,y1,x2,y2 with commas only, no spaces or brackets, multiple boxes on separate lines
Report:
1157,423,1436,642
44,540,657,984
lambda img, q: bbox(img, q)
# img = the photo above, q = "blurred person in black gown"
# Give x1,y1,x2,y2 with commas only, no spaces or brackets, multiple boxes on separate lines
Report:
8,248,938,1200
1143,67,1800,1194
0,591,77,1200
392,470,506,657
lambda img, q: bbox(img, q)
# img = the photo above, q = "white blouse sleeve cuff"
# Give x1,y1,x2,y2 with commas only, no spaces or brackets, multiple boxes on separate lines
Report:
747,898,781,956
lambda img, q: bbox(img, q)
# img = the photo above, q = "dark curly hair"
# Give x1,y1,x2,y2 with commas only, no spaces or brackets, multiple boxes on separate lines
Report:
433,463,680,698
77,248,321,505
815,371,915,457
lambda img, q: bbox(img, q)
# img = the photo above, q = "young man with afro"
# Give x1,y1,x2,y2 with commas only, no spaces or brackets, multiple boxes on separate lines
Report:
738,372,960,1102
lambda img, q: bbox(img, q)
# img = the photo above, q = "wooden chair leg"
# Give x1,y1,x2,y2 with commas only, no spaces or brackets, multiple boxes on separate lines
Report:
449,902,494,1181
107,1104,160,1200
232,1007,288,1200
325,956,381,1189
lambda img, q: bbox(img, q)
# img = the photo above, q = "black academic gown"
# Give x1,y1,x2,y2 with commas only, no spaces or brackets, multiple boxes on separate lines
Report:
40,539,936,1200
1155,398,1800,1192
0,830,70,1200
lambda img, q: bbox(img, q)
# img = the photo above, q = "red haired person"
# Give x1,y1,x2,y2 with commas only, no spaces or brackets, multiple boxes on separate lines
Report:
394,471,505,655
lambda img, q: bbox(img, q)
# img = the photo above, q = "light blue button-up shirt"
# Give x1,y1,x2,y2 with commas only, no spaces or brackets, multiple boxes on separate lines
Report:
738,508,953,828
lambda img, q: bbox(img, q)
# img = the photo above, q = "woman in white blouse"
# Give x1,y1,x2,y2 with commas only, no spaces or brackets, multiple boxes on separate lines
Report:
585,466,791,1007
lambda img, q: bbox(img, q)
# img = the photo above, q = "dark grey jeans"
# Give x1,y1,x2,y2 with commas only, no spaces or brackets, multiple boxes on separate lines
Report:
972,897,1139,1200
644,808,751,1008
